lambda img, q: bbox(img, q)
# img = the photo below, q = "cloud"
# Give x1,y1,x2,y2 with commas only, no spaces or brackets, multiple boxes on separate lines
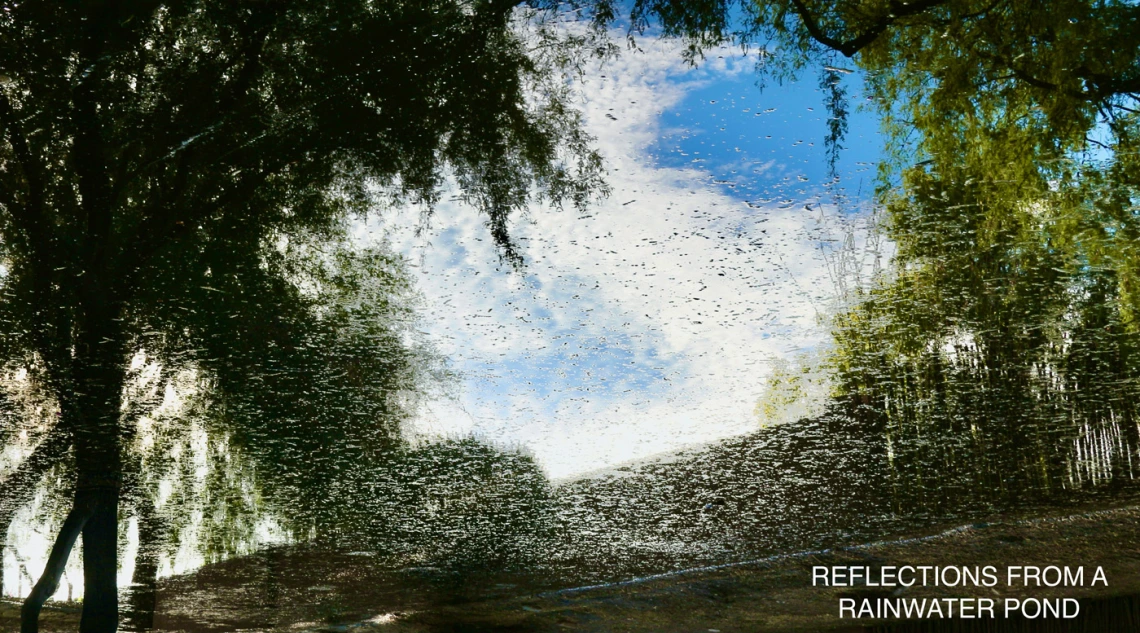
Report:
357,37,883,480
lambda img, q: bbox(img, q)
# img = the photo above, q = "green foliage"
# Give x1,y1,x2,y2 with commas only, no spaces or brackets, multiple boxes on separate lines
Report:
0,0,608,378
616,0,1140,503
828,147,1140,503
754,352,832,428
810,0,1140,496
0,1,609,612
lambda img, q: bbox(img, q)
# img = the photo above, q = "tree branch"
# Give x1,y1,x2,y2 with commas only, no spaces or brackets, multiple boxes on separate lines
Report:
21,491,99,633
789,0,950,58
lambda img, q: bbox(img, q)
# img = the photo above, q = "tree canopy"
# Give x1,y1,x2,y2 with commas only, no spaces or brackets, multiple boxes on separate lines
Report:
777,0,1140,506
1,1,606,630
628,0,1138,182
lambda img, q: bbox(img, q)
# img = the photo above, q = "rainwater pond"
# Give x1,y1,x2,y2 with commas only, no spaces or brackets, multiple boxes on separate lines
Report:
2,2,1140,632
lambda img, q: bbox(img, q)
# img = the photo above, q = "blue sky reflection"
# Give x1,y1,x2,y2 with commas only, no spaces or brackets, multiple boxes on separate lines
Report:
361,37,890,480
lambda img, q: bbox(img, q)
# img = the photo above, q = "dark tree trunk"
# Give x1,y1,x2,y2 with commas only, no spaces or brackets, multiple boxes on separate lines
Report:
20,488,98,633
0,510,10,599
70,353,125,633
123,495,164,632
15,342,126,633
13,339,124,633
21,311,127,633
79,485,119,633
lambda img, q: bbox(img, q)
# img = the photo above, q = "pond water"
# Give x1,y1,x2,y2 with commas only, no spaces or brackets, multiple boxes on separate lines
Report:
2,4,1139,632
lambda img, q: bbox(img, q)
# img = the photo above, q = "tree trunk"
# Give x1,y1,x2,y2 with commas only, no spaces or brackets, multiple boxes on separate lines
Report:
68,286,126,632
79,485,119,633
1,510,10,599
1,509,14,600
17,403,123,633
123,495,164,632
19,432,122,633
20,488,98,633
70,372,124,633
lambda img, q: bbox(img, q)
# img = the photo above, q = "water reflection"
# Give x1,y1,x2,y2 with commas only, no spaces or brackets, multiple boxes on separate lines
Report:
3,5,1140,632
830,157,1140,509
120,151,1140,630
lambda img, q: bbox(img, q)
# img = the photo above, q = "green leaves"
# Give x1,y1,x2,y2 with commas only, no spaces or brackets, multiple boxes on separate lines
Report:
0,0,610,575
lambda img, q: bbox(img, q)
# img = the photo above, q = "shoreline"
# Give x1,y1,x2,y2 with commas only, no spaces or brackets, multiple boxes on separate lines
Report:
5,503,1140,632
370,503,1140,633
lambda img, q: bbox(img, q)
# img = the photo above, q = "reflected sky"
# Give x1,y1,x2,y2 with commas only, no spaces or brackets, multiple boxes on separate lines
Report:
7,9,1139,620
358,37,888,479
2,27,894,605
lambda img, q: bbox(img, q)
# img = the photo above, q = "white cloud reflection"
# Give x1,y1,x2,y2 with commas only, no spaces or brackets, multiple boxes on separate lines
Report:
359,39,885,480
1,31,891,605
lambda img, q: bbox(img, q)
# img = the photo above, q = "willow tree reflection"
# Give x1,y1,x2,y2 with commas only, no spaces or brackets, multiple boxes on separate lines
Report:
2,239,557,629
149,243,555,574
114,243,443,630
0,0,607,629
724,0,1140,514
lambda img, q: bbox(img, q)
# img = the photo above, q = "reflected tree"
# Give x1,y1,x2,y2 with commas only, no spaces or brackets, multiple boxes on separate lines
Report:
4,0,1134,629
620,0,1140,504
0,1,606,630
829,149,1140,508
116,243,445,630
788,0,1140,506
622,0,1140,169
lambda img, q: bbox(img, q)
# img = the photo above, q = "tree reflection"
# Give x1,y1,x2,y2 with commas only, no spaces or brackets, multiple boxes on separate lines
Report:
830,140,1140,510
3,1,1137,629
4,232,558,630
0,1,605,629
